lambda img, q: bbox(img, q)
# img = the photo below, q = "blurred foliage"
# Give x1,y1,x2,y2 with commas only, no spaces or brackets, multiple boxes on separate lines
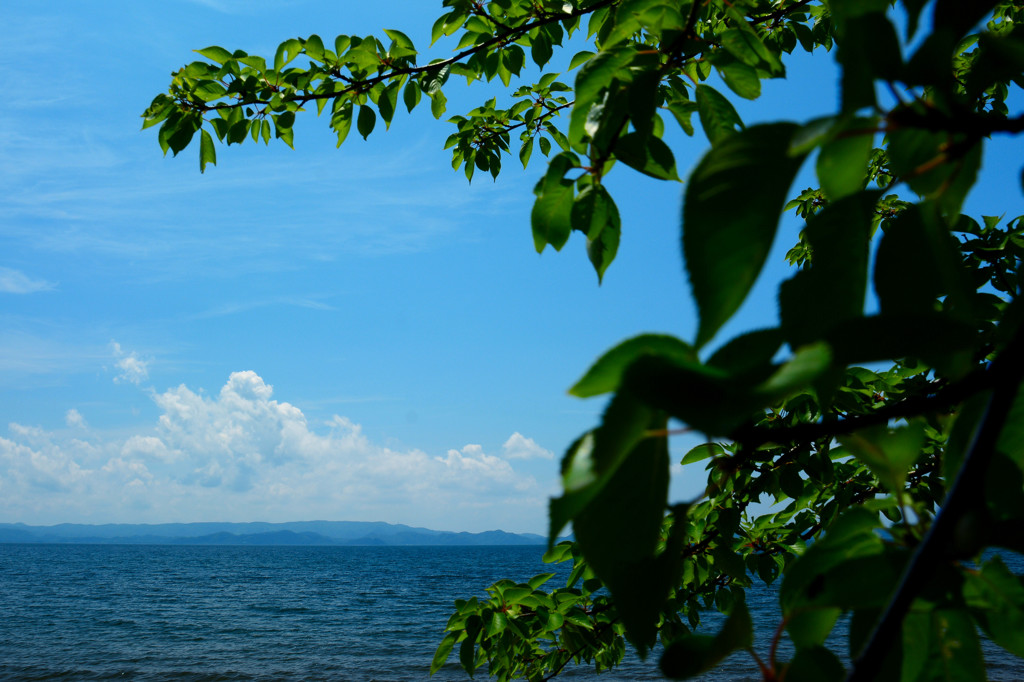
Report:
148,0,1024,679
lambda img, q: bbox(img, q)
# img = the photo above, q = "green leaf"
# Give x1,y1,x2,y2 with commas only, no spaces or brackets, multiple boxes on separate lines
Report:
837,13,902,112
273,38,303,71
357,105,376,140
572,420,671,651
569,50,595,70
786,609,841,649
383,28,415,50
403,80,421,113
570,334,696,398
616,355,752,436
531,185,574,252
719,60,761,100
569,45,637,150
614,133,679,180
518,137,534,168
706,328,783,376
167,116,200,156
887,129,982,214
754,342,831,401
429,89,448,119
587,214,620,283
378,82,399,127
780,506,884,613
917,610,986,681
199,129,216,173
779,191,879,347
195,45,233,65
784,646,845,682
303,34,325,61
531,30,553,68
680,442,723,465
839,422,926,493
431,631,458,674
721,28,766,68
531,152,578,252
873,203,973,323
695,84,743,146
458,632,476,673
549,392,654,542
571,184,613,238
964,556,1024,657
816,117,877,200
683,123,807,349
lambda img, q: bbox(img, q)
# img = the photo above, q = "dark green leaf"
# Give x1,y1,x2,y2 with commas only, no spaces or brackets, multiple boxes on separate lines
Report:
706,328,783,376
784,646,846,682
874,204,973,321
719,60,761,100
780,507,883,613
569,45,637,150
787,609,841,649
683,123,807,348
199,129,216,173
816,118,877,200
377,82,399,127
570,333,696,398
572,420,670,650
835,13,902,112
695,84,744,146
531,30,553,68
917,609,986,681
838,422,926,493
431,632,458,674
779,191,878,347
403,80,421,113
964,556,1024,657
587,215,620,283
614,132,679,180
549,392,654,543
357,105,376,140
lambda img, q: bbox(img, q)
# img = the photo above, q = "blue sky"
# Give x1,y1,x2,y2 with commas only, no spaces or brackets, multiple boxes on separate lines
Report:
1,2,1021,533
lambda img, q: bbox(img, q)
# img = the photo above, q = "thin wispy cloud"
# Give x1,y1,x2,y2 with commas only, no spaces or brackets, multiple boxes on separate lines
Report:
191,296,337,320
0,267,55,294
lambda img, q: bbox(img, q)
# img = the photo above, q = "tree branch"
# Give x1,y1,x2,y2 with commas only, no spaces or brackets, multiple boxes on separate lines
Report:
845,327,1024,682
731,367,992,450
185,0,620,114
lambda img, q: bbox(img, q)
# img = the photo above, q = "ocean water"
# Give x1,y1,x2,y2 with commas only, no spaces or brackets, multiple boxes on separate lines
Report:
0,544,1021,681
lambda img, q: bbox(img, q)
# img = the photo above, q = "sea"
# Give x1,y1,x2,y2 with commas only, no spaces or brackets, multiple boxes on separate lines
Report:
1,544,1022,681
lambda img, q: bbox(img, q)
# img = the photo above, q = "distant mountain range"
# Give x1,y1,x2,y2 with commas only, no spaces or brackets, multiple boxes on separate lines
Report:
0,521,548,547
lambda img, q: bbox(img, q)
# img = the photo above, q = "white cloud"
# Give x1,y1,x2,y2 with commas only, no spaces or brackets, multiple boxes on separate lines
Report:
65,409,86,428
111,341,149,385
0,267,55,293
502,432,555,460
0,371,549,532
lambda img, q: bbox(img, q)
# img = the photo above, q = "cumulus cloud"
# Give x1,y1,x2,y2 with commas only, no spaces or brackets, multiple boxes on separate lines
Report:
65,409,86,428
0,267,55,294
502,432,554,460
111,341,148,385
0,371,551,532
